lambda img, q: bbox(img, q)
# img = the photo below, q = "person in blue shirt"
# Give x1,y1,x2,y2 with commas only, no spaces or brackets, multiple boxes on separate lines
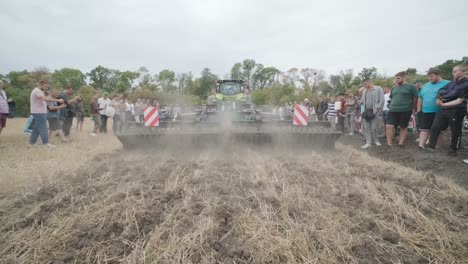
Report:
416,68,450,149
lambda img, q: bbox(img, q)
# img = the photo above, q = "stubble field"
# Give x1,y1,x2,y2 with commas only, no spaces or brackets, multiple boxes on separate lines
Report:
0,118,467,263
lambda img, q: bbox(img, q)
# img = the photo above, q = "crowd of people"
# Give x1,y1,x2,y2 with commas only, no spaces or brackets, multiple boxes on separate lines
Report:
0,65,467,162
308,65,468,158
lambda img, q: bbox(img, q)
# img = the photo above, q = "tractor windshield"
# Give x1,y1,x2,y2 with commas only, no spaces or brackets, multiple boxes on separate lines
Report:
219,82,242,96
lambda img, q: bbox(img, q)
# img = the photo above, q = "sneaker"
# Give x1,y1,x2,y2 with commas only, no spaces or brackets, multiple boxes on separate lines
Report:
375,142,382,147
464,145,468,149
425,147,435,152
463,159,468,164
414,137,420,142
361,144,371,149
46,143,56,148
348,132,354,136
418,145,424,151
90,133,97,137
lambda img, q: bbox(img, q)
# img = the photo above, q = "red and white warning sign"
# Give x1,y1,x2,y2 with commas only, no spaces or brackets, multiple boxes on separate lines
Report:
293,104,309,126
144,106,159,127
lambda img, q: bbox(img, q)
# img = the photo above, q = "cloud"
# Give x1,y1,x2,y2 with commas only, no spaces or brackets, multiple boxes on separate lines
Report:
0,0,467,77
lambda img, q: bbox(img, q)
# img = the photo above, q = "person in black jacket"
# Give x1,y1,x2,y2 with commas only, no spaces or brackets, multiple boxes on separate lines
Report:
427,64,468,155
57,87,81,139
316,96,328,121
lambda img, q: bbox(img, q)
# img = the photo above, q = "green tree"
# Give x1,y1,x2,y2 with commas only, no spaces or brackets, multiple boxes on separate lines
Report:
329,69,354,95
157,69,176,93
5,70,35,89
230,63,242,79
78,85,98,115
88,66,113,91
355,67,377,85
51,68,86,90
191,68,217,99
253,66,280,89
137,67,158,91
176,72,193,94
434,58,467,80
405,68,417,76
115,70,139,93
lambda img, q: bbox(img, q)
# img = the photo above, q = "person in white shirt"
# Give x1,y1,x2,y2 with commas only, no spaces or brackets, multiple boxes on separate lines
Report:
97,92,111,134
381,85,391,125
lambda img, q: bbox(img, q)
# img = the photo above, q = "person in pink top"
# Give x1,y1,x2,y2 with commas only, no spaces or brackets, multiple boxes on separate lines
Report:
30,80,64,147
0,80,9,136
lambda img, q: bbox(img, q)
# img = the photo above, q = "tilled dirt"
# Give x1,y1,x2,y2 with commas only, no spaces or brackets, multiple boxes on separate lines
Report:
340,133,468,188
1,145,467,263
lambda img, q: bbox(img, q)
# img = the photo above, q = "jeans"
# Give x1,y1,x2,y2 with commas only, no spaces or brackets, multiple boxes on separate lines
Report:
428,108,466,151
327,115,336,128
62,115,73,137
30,113,48,145
346,113,356,133
363,116,380,145
337,115,345,132
113,114,121,134
100,114,108,133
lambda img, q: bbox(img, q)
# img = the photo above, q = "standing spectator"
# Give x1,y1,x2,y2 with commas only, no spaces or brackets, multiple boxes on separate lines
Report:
345,91,357,135
46,89,68,142
110,94,125,133
30,81,64,147
415,79,423,91
336,94,346,132
0,80,9,136
382,85,391,125
416,68,450,149
427,64,468,155
413,79,424,139
90,94,103,136
385,72,419,146
124,98,134,122
356,87,366,135
316,96,328,121
97,92,111,133
74,98,85,133
134,98,144,122
325,96,336,129
303,98,311,119
361,80,385,149
57,87,80,139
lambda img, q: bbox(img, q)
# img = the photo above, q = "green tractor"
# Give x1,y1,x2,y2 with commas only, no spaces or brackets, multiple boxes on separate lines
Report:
115,80,341,149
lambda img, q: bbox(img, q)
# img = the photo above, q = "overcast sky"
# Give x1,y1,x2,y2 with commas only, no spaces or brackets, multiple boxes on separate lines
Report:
1,0,467,77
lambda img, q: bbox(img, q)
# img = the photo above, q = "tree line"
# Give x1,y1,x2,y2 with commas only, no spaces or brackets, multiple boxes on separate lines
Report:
1,57,466,117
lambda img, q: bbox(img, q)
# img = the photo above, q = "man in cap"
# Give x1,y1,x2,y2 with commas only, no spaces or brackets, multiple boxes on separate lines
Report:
415,79,423,91
98,91,111,134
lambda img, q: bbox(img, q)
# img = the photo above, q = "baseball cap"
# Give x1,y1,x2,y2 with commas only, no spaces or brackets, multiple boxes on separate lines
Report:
415,79,423,83
102,91,109,95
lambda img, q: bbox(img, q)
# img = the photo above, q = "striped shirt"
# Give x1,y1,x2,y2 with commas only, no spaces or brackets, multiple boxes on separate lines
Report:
327,102,336,117
0,89,8,114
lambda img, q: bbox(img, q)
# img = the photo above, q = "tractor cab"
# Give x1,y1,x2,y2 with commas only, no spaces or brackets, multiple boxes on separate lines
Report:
217,80,244,96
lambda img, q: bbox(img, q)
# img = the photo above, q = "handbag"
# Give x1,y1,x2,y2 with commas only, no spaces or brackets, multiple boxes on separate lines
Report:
362,109,375,120
362,90,375,120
